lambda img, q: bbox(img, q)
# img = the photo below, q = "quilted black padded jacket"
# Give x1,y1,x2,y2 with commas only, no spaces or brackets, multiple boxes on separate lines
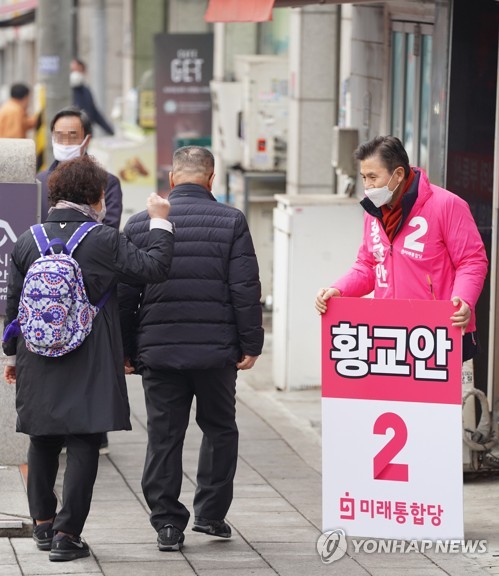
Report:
118,183,264,371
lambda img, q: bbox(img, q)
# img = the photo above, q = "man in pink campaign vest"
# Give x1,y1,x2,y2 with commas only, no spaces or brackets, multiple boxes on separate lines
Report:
315,135,488,362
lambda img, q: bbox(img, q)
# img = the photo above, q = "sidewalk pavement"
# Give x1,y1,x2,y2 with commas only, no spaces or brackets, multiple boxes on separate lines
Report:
2,324,499,575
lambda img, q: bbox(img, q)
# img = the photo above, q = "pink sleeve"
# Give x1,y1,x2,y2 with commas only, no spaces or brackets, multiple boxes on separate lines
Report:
444,197,488,309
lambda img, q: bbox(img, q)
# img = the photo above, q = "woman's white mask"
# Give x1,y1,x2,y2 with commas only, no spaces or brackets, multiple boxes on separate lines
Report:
97,197,106,223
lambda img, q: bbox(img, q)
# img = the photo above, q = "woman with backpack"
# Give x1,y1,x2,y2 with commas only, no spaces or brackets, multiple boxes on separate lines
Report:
2,154,174,562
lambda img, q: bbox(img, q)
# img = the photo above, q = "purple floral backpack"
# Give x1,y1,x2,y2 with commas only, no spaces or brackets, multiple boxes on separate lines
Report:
3,222,110,357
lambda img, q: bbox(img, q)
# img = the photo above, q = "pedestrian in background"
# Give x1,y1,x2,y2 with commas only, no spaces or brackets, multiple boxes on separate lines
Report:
70,58,115,136
119,146,264,551
38,106,122,232
0,83,39,139
315,135,488,361
3,155,174,562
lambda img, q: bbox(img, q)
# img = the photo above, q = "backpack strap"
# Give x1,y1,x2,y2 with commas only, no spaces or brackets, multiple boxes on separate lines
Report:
30,224,69,257
66,222,101,255
66,222,110,310
96,289,112,310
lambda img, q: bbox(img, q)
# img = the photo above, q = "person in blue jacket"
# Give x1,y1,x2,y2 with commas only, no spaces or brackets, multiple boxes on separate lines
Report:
70,58,114,136
37,106,122,231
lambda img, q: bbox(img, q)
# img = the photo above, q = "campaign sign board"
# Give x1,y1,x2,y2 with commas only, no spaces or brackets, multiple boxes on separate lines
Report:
0,182,40,315
322,297,463,540
154,33,213,194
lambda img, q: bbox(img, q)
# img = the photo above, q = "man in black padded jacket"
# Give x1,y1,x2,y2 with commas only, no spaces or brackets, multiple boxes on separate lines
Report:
118,146,264,552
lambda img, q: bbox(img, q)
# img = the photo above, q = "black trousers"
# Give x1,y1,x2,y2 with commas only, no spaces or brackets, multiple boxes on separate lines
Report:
27,433,101,536
141,367,239,532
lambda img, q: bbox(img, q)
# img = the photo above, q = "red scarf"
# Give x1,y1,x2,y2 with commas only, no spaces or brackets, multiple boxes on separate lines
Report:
381,169,415,242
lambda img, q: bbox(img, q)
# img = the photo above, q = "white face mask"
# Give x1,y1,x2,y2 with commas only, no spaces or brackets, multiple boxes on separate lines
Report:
97,197,106,223
52,135,89,162
70,70,85,87
364,172,400,208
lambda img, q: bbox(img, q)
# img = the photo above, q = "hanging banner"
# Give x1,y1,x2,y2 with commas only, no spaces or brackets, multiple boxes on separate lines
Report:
322,297,463,540
154,33,214,194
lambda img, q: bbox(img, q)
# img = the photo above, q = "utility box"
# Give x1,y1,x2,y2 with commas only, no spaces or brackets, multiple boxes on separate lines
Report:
273,194,364,391
234,55,289,171
210,80,243,166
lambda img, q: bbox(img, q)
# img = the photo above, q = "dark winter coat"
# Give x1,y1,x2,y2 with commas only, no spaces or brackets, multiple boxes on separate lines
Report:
72,84,114,135
38,160,123,229
3,208,174,436
118,183,264,372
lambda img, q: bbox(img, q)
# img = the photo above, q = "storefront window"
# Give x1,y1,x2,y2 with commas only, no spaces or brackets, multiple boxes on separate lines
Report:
391,32,403,138
419,34,432,170
390,22,433,169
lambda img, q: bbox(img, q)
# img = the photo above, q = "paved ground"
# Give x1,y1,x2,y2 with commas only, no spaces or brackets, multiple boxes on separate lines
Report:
1,321,499,575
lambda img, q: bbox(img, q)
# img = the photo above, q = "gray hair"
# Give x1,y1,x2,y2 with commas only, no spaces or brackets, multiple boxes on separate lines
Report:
172,146,214,176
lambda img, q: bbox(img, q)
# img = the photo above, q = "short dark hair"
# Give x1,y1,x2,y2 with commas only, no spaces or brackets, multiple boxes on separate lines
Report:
50,106,93,137
47,155,107,207
172,146,214,176
73,58,86,71
10,83,30,100
354,136,411,178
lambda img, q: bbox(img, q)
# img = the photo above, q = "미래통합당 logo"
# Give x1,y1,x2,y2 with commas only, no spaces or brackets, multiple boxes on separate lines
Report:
316,528,347,564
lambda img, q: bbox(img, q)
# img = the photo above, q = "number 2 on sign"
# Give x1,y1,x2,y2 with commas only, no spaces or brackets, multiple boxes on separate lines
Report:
373,412,409,482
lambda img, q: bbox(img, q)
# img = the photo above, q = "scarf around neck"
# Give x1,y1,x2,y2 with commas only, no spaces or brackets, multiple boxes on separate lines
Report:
48,200,100,222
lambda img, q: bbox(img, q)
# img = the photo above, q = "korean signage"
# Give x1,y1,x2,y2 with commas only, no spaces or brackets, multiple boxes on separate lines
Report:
154,33,213,193
0,183,39,315
322,298,463,540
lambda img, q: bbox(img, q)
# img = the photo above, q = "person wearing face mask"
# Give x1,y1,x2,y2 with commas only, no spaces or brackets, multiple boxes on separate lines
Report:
37,106,123,231
70,58,114,136
37,106,123,454
3,155,174,562
315,135,488,362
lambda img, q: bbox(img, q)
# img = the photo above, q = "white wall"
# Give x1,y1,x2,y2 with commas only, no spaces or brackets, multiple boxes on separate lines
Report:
287,4,339,196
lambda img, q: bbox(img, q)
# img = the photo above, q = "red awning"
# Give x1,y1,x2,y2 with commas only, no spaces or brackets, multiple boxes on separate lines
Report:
205,0,275,23
0,0,37,17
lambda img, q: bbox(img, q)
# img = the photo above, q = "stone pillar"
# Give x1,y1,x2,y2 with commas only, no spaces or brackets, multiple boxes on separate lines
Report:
0,139,35,465
36,0,72,164
78,0,124,132
287,5,339,196
167,0,211,33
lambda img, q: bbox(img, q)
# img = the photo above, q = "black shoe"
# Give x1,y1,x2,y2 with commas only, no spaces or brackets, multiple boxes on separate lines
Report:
192,518,232,539
33,521,54,551
157,524,185,551
49,534,90,562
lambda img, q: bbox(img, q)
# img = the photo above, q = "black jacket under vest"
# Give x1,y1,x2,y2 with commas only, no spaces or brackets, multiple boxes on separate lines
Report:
118,183,264,372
